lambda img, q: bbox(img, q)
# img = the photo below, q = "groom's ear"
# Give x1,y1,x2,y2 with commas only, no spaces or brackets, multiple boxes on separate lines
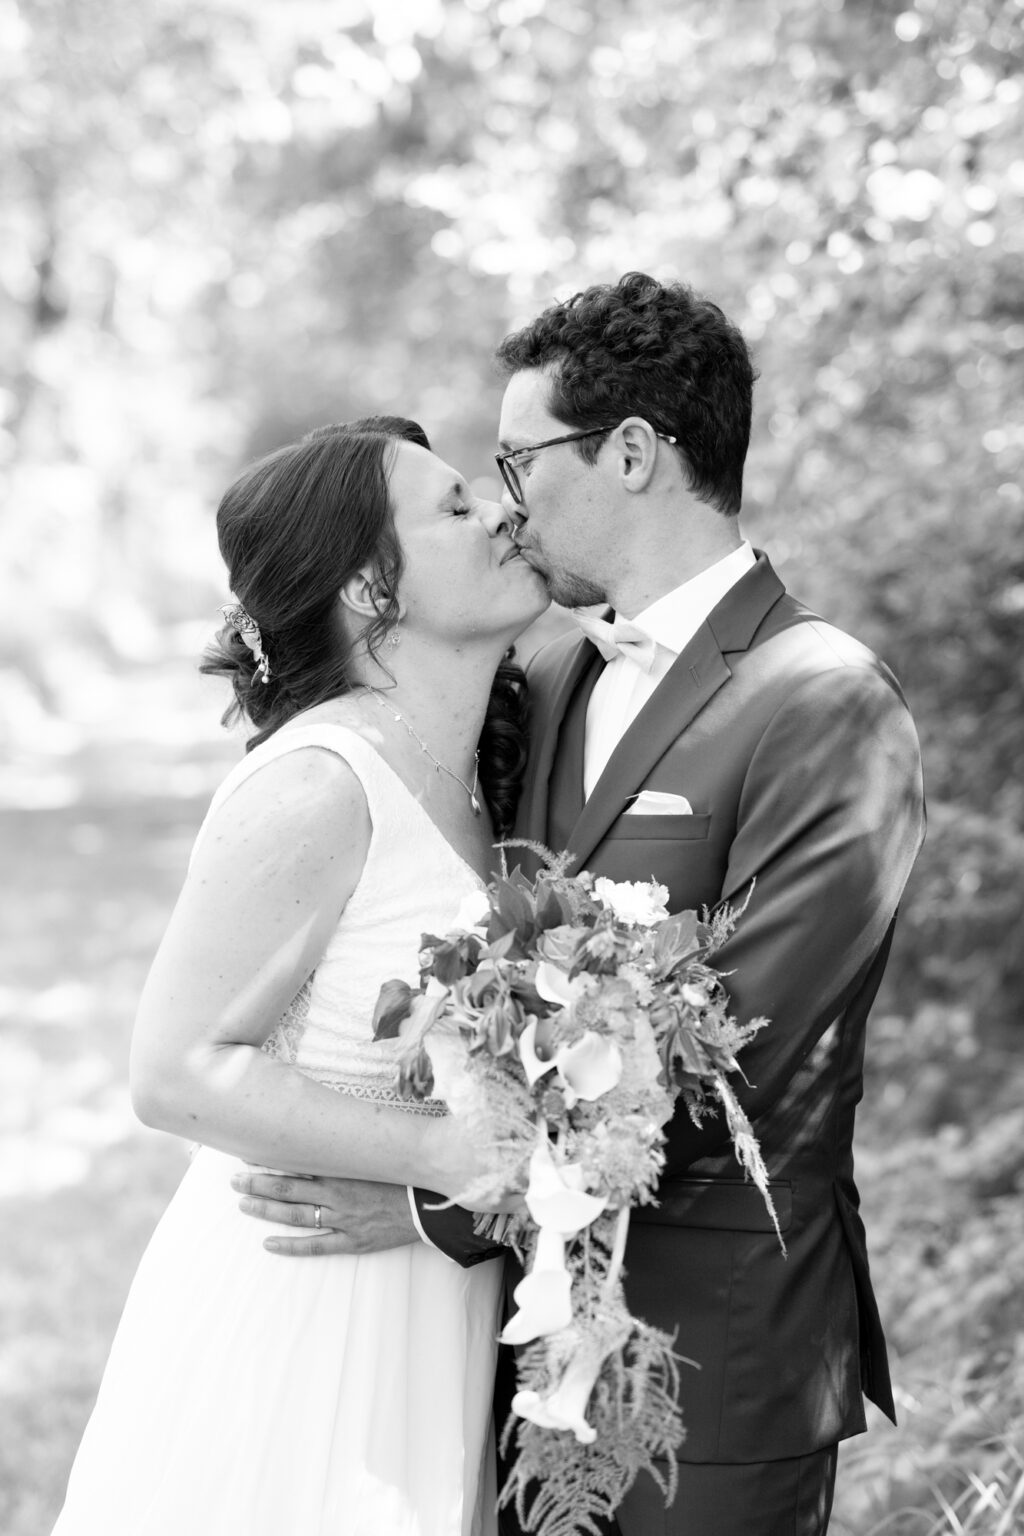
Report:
614,418,663,495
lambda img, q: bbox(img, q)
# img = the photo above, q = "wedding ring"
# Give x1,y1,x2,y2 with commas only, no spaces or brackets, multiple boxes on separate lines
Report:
313,1205,322,1230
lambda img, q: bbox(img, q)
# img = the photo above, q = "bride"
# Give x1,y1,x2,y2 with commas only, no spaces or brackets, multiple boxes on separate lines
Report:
51,416,549,1536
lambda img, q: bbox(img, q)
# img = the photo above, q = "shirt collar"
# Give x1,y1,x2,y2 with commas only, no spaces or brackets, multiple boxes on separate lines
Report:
628,542,756,656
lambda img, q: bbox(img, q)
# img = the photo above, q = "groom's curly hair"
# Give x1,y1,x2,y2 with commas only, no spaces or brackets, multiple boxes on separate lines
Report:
496,272,756,516
200,417,529,836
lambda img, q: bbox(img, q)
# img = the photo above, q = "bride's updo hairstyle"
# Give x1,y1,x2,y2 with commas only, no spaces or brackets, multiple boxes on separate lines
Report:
201,416,528,836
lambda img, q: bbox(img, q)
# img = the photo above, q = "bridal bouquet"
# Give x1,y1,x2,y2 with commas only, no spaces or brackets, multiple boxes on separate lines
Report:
373,850,778,1536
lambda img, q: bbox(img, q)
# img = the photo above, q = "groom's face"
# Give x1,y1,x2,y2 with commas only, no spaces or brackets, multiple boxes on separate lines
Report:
496,366,611,608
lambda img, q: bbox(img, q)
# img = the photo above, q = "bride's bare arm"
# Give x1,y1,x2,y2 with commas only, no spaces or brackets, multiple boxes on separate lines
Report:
129,747,468,1197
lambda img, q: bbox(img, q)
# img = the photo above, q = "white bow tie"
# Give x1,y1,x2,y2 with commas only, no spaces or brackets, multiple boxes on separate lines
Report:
572,611,658,673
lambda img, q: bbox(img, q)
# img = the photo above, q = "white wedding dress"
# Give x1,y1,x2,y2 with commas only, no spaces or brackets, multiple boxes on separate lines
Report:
52,724,503,1536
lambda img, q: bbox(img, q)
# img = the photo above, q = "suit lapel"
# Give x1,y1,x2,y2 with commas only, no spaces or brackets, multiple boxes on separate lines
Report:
546,655,603,853
565,553,786,870
517,634,600,846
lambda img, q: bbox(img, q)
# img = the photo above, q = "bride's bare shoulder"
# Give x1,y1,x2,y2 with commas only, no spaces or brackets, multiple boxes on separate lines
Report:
199,735,371,871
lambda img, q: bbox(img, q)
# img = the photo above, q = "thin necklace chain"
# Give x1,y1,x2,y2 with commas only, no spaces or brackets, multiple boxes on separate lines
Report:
361,685,482,817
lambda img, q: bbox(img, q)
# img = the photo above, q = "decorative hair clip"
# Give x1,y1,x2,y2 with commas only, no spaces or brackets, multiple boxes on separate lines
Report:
221,601,271,684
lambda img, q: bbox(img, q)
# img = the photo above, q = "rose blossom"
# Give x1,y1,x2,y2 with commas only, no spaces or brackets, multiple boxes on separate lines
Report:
592,877,671,927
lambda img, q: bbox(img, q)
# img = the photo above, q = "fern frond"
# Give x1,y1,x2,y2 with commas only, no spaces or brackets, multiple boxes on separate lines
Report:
499,1318,684,1535
497,839,580,878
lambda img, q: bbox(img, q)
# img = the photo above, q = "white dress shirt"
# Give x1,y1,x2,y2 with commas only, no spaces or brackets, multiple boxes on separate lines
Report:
580,542,757,797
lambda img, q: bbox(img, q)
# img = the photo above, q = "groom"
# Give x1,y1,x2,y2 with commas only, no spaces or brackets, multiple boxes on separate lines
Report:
237,274,925,1535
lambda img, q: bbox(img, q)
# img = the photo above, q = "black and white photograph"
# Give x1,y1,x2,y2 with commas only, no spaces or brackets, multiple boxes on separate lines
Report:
2,2,1022,1533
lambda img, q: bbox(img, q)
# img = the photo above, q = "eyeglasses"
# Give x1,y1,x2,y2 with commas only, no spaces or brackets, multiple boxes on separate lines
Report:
495,426,677,506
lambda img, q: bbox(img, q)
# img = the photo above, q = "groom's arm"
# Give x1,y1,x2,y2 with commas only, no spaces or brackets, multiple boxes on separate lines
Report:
664,660,925,1171
411,663,924,1216
410,1188,507,1266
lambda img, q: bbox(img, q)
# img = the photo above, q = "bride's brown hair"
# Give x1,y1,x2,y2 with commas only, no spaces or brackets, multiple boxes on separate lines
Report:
200,417,528,836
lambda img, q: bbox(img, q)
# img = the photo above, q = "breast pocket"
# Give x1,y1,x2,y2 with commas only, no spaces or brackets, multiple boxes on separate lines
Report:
604,813,712,841
594,815,719,911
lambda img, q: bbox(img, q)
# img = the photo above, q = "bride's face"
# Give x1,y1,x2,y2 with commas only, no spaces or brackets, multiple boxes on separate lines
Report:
386,440,549,644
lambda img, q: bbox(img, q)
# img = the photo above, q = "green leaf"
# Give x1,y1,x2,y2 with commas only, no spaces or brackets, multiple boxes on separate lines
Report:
652,911,700,976
432,935,482,985
535,881,567,932
510,969,547,1013
659,1022,713,1087
484,928,519,963
398,1043,435,1100
372,978,415,1040
492,877,537,941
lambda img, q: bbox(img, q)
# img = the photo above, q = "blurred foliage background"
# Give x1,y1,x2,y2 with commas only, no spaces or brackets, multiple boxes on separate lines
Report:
2,0,1022,1531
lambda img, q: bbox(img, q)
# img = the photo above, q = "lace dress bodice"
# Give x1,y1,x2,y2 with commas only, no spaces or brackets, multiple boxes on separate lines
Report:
190,723,484,1115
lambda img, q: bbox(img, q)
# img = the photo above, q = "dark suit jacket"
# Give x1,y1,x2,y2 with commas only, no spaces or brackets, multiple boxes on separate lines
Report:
417,553,925,1464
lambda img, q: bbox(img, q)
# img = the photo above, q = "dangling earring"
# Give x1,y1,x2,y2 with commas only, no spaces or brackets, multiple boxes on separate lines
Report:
387,626,401,648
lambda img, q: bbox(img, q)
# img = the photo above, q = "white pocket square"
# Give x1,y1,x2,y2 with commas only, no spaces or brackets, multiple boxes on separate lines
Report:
625,790,694,816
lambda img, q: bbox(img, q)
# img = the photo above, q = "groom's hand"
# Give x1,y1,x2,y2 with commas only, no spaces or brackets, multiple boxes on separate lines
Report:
231,1172,418,1256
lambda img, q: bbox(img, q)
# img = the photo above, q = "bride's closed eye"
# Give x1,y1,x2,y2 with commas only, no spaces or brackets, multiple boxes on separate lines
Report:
444,481,473,517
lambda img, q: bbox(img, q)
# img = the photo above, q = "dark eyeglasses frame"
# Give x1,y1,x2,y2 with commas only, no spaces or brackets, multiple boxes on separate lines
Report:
495,426,677,505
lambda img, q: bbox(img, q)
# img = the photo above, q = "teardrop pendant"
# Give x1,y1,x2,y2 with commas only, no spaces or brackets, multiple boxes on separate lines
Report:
470,792,482,818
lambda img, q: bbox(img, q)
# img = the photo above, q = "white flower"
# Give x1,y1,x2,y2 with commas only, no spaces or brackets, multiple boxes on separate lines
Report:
427,1023,485,1121
452,889,491,933
534,961,591,1007
512,1345,604,1444
500,1227,572,1344
555,1032,623,1106
518,1018,557,1087
524,1138,607,1235
518,1021,623,1105
593,877,670,927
